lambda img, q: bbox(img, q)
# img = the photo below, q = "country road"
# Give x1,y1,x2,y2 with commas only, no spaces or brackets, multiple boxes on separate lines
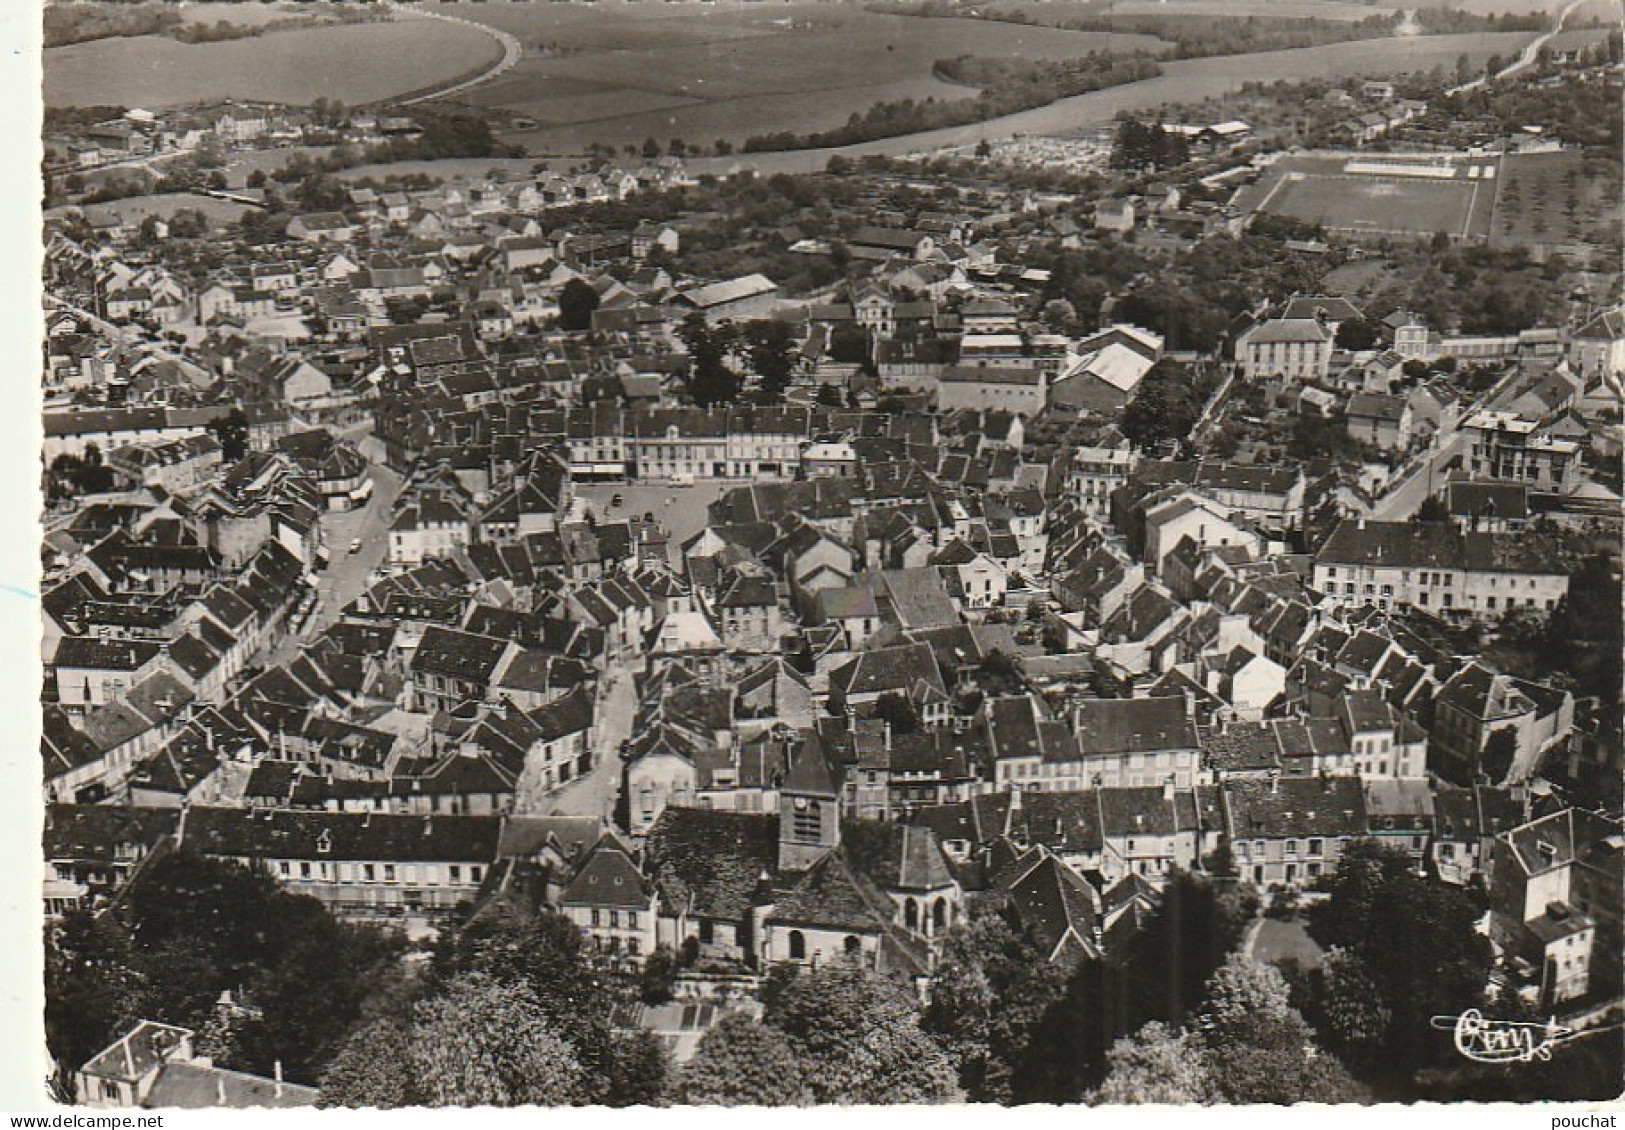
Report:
1446,0,1589,95
392,4,523,106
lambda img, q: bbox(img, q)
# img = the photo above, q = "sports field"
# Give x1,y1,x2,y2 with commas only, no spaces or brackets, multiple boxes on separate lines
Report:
1266,172,1488,238
1237,153,1501,240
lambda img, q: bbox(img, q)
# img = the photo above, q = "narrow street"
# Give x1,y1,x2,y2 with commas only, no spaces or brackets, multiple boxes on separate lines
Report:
261,462,403,668
1370,430,1470,521
516,662,636,823
1369,364,1525,520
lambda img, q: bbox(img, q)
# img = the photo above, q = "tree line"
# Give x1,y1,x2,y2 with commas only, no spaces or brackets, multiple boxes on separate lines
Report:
743,51,1162,153
869,1,1405,59
51,838,1614,1105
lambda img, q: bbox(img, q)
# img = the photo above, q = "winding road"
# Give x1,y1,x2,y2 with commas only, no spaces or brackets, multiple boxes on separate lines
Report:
1446,0,1590,94
391,4,523,106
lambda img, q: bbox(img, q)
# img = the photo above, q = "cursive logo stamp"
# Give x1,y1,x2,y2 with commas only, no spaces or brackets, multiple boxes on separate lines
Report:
1430,1009,1581,1064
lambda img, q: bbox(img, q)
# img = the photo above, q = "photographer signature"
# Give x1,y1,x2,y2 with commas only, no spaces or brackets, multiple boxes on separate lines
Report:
1430,1009,1580,1063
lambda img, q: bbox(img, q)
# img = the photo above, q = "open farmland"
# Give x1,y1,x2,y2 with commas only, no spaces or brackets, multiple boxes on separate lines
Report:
426,1,1167,153
1490,148,1624,250
48,192,256,229
1010,0,1401,20
43,16,503,108
673,30,1537,173
1234,152,1500,241
171,1,346,28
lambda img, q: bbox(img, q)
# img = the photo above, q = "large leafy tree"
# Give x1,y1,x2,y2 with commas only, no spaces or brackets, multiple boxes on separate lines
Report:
433,897,660,1105
1113,868,1257,1032
741,319,799,403
47,853,403,1089
1011,953,1115,1102
923,914,1073,1102
558,277,601,332
765,962,956,1104
319,976,586,1108
1119,360,1205,451
316,1020,418,1109
1313,946,1393,1073
1090,1022,1215,1105
45,911,144,1081
411,975,586,1107
676,314,741,408
435,901,612,1080
1199,953,1366,1105
1309,840,1491,1074
677,1013,809,1105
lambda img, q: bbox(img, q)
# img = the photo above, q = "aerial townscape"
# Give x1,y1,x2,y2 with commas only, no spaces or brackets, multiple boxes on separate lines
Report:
35,0,1625,1111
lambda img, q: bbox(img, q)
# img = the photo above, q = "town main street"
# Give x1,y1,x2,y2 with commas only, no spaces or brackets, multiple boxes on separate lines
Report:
261,462,403,669
516,662,636,821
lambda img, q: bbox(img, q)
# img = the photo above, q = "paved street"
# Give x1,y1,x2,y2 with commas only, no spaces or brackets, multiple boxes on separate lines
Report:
45,291,207,379
1368,365,1527,521
1370,430,1469,521
517,663,636,820
262,463,403,668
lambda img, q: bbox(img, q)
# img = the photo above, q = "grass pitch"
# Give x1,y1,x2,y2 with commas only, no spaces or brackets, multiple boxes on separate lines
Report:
1240,153,1500,241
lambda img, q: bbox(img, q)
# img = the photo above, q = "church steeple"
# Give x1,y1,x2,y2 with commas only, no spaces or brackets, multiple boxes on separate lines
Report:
778,734,842,871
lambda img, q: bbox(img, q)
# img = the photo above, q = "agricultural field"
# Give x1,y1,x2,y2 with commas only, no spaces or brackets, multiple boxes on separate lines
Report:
50,191,256,228
1566,0,1625,24
1235,152,1500,241
999,0,1400,20
428,1,1167,154
1490,148,1624,251
445,4,1532,157
663,29,1536,174
43,16,503,108
170,2,322,28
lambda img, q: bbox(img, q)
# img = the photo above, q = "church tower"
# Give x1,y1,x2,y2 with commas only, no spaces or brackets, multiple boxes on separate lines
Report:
778,734,842,872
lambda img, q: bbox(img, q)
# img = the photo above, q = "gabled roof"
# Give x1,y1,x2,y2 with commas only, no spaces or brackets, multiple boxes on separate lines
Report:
1000,848,1103,962
559,842,653,908
1223,777,1367,838
783,733,841,798
45,804,181,861
841,820,955,892
645,807,778,920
